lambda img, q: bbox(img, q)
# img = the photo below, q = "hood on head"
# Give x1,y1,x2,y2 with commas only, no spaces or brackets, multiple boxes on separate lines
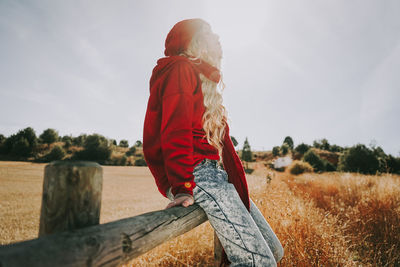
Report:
164,18,208,57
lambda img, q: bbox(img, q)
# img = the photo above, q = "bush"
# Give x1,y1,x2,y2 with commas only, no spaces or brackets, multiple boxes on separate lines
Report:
134,158,147,166
119,140,129,148
294,143,310,155
272,146,280,157
2,127,38,158
135,140,142,147
125,146,137,156
73,134,111,164
324,161,336,172
11,137,31,157
386,155,400,174
72,134,87,147
107,154,128,166
303,150,325,172
244,168,254,174
39,128,59,145
289,160,313,175
64,139,72,149
283,136,294,150
42,145,66,162
281,143,289,156
338,144,380,174
0,134,5,144
241,137,253,162
61,135,73,143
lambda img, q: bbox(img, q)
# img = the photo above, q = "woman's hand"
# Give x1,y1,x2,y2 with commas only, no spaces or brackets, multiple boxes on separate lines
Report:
165,195,194,209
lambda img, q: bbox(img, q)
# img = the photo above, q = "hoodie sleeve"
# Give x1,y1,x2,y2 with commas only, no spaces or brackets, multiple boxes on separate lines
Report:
221,122,251,211
160,60,198,197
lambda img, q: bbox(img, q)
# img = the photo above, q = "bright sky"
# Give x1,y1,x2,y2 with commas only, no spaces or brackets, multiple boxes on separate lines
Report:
1,0,399,155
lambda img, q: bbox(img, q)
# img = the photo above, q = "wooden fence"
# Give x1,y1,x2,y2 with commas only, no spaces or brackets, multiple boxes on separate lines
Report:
0,161,223,266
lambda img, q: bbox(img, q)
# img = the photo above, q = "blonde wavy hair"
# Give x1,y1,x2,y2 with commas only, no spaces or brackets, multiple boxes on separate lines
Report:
183,24,228,161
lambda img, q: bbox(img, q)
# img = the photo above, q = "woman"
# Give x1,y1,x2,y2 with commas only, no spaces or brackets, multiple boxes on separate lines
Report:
143,18,283,267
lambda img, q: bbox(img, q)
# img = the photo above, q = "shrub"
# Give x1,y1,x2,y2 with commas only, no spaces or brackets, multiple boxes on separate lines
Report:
324,161,336,172
289,160,313,175
125,146,137,156
294,143,310,155
61,135,73,143
330,144,344,152
386,155,400,174
272,146,280,157
64,139,72,149
42,145,66,162
39,128,59,145
134,158,147,166
2,127,38,158
283,136,294,150
281,143,289,156
73,134,111,164
107,154,128,166
303,150,325,172
244,168,254,174
338,144,379,174
0,134,5,144
241,137,253,162
11,137,31,157
135,140,142,147
119,140,129,148
72,134,87,147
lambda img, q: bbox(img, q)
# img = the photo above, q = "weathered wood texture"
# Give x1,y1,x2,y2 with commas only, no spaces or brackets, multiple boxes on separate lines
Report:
39,161,103,236
0,204,208,267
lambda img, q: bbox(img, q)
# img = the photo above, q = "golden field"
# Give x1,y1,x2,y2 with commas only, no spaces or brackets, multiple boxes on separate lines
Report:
0,161,399,266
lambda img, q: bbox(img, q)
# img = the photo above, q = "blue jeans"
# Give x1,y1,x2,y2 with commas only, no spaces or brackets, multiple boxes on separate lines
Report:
167,158,284,266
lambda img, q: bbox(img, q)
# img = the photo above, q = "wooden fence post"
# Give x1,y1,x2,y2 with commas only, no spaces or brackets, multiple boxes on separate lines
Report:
39,160,103,236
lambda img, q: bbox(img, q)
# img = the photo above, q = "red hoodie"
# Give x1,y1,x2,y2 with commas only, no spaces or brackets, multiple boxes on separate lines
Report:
142,55,250,211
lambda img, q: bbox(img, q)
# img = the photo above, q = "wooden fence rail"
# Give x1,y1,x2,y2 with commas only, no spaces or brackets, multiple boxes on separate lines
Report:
0,161,222,267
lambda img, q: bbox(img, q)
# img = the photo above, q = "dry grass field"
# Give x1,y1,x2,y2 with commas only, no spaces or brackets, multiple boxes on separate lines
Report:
1,161,399,266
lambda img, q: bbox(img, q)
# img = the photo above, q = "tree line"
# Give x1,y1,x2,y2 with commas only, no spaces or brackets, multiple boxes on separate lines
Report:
0,127,145,166
1,127,400,174
239,136,400,175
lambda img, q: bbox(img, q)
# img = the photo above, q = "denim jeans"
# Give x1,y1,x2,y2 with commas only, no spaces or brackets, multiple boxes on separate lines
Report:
166,158,284,266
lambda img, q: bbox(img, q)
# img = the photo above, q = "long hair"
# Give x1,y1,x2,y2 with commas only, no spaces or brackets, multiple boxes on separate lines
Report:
183,26,228,161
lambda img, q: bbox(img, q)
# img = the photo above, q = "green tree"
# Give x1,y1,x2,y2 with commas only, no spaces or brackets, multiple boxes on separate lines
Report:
42,145,66,162
74,134,111,163
386,154,400,174
0,134,5,144
135,140,142,147
39,128,59,145
125,146,137,156
241,137,253,162
119,140,129,148
134,157,147,166
281,143,289,156
294,143,310,155
303,150,325,172
61,135,73,143
11,137,31,157
72,134,87,146
64,139,72,149
2,127,38,157
272,146,280,157
338,144,380,174
283,136,294,150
